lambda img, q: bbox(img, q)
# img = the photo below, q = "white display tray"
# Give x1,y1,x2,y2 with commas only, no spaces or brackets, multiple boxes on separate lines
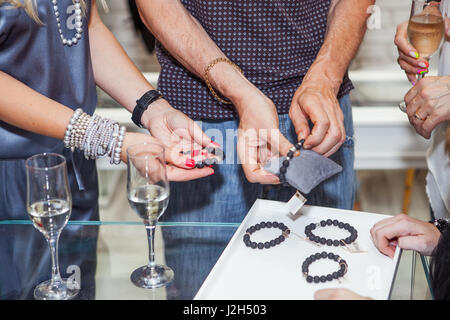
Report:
195,199,401,300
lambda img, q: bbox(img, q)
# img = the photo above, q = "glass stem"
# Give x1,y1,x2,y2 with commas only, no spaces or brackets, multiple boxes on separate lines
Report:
47,234,63,287
144,219,157,272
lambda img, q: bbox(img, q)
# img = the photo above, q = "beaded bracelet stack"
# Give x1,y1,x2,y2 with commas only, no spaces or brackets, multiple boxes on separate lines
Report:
302,252,348,283
64,108,126,164
243,221,290,249
279,139,305,187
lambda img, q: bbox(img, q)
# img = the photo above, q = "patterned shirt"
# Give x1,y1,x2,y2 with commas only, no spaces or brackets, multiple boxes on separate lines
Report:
156,0,353,120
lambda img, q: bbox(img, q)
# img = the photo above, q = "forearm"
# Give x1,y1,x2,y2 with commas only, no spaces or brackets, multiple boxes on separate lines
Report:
88,0,153,112
0,71,73,140
306,0,375,93
136,0,256,112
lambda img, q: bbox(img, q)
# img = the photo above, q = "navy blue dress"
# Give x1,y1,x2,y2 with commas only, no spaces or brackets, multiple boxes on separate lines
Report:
0,1,98,299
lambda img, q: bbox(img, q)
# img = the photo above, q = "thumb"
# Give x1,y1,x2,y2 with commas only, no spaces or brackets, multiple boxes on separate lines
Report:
289,105,311,142
268,129,295,157
397,235,425,253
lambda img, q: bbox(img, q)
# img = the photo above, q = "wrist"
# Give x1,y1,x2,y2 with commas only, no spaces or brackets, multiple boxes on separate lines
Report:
304,60,344,95
140,99,172,129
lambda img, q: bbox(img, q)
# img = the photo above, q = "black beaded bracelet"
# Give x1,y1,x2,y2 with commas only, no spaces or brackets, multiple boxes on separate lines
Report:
243,221,290,249
302,252,348,283
305,219,358,247
279,139,305,187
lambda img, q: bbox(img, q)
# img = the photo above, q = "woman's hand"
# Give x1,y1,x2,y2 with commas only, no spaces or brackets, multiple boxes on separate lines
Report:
314,288,371,300
141,98,215,155
404,76,450,139
370,214,441,258
394,21,430,84
121,132,214,181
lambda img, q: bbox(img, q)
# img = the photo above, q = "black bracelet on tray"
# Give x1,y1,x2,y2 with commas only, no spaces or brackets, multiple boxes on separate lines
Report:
279,139,305,187
305,219,358,247
243,221,290,249
302,251,348,283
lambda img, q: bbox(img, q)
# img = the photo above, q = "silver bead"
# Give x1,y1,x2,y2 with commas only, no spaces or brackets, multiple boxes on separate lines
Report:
62,38,67,45
75,21,82,28
76,27,83,33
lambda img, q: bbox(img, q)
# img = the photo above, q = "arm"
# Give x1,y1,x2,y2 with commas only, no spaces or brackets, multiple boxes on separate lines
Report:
136,0,294,184
289,0,374,157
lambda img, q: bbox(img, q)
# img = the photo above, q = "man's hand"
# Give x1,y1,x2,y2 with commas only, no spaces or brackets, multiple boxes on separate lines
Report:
289,76,346,157
314,288,371,300
394,21,430,84
404,76,450,139
235,91,294,184
370,214,441,258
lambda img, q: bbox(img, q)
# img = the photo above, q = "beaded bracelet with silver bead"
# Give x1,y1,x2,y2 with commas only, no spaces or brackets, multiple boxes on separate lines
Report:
243,221,290,249
279,139,305,187
305,219,358,247
302,252,348,283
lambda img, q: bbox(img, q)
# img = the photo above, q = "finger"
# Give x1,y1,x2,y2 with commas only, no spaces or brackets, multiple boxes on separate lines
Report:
289,105,311,142
372,218,418,258
188,120,213,148
406,73,418,85
397,235,426,252
405,90,423,118
398,50,429,70
312,105,344,156
398,57,428,75
370,216,398,242
237,129,279,184
395,21,419,59
268,129,295,157
303,106,330,150
166,166,214,181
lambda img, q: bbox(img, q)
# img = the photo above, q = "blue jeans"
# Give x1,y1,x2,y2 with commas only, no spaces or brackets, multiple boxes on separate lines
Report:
161,95,355,299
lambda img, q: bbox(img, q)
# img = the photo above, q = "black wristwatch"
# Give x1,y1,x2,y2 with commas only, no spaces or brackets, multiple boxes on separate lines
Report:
131,90,164,128
430,218,449,233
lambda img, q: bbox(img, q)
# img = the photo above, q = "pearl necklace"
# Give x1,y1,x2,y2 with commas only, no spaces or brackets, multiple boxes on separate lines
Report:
52,0,83,46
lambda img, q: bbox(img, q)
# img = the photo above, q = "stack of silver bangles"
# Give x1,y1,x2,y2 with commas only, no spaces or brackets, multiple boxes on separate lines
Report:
64,108,126,165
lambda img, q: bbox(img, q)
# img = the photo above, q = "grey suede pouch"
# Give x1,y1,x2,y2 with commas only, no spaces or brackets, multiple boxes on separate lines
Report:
264,150,342,194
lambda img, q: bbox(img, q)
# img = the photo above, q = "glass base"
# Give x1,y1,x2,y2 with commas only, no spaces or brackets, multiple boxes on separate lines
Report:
34,279,80,300
130,264,174,289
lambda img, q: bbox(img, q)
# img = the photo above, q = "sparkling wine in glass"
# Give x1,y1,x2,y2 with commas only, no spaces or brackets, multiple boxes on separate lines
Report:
26,153,79,300
399,0,445,112
127,142,174,288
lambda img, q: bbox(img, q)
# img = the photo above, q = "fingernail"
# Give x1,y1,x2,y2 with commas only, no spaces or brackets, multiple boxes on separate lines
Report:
412,80,416,86
418,61,428,68
201,151,208,156
409,51,419,59
191,150,200,157
417,69,428,75
185,158,195,168
209,170,215,176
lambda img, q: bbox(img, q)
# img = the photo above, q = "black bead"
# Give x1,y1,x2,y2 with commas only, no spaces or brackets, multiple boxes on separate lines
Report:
274,238,280,245
282,182,290,187
309,224,316,230
282,160,290,167
287,150,294,158
249,227,255,233
278,223,285,229
333,240,340,247
264,242,270,249
197,162,205,169
313,276,320,283
302,266,308,273
280,166,287,174
326,274,333,282
243,234,250,241
343,223,350,229
279,236,285,242
344,238,352,244
306,276,313,283
306,257,312,264
270,240,276,247
272,221,279,228
266,221,273,228
250,242,257,249
245,240,251,247
326,239,333,246
246,228,251,234
332,272,339,279
260,222,266,228
320,276,327,283
298,139,305,148
204,158,214,166
279,173,286,182
320,237,326,245
338,222,344,228
332,220,339,226
320,220,327,227
328,252,334,259
257,242,264,249
326,219,333,226
314,253,321,259
255,224,261,230
321,251,328,258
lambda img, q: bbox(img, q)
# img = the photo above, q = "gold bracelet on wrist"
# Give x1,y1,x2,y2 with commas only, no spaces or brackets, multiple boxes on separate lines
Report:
203,57,244,105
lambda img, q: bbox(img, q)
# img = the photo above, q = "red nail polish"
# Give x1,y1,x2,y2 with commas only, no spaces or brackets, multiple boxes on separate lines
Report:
209,170,215,176
185,158,195,168
192,150,200,157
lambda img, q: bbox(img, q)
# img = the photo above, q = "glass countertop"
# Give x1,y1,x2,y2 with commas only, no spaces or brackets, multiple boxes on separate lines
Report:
0,220,432,300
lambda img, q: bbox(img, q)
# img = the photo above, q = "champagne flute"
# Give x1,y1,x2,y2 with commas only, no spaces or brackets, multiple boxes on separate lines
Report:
399,0,445,113
26,153,79,300
127,142,173,288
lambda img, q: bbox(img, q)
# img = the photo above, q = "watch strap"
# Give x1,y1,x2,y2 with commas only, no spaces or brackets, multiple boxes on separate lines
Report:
131,90,164,128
